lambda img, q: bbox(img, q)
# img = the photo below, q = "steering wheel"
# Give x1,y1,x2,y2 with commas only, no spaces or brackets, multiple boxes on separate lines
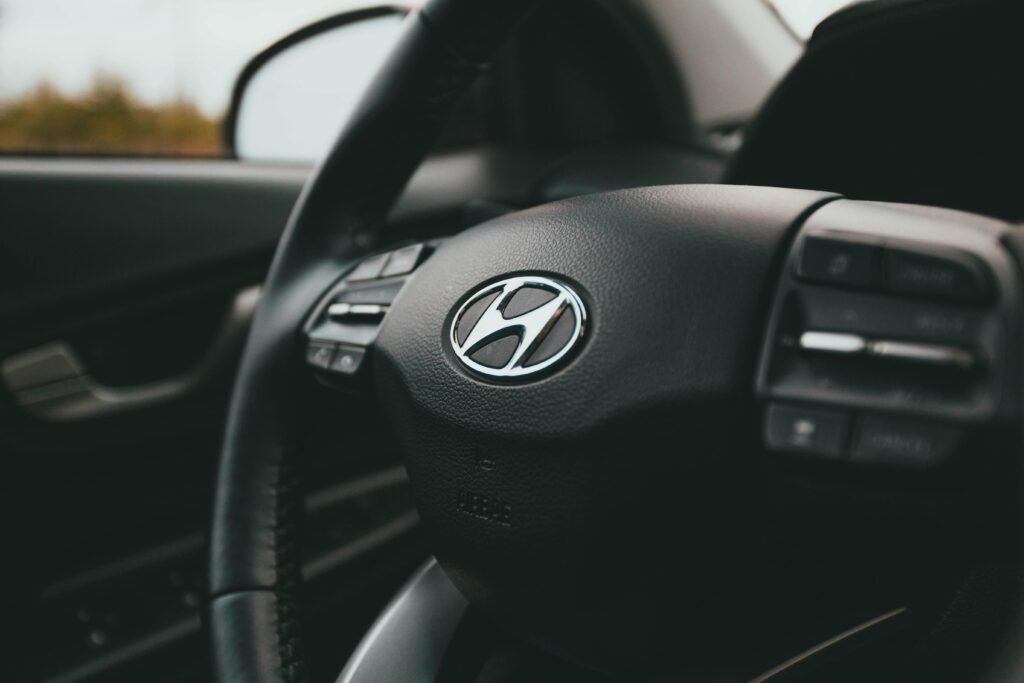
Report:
208,1,1024,681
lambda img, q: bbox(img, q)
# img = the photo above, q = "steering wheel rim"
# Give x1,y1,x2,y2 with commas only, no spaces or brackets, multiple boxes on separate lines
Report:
209,2,1024,681
208,3,541,681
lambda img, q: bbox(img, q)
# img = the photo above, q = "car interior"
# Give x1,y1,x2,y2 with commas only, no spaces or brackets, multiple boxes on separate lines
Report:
2,0,1023,681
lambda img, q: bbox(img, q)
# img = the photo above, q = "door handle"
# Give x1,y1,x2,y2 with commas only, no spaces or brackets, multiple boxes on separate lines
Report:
2,286,260,422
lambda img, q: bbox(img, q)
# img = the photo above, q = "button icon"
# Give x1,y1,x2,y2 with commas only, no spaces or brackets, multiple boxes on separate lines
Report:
797,235,882,289
826,254,851,277
306,343,335,370
329,346,366,375
791,419,817,446
764,403,851,458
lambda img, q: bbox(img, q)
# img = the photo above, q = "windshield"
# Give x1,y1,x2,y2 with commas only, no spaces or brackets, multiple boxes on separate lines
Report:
766,0,861,40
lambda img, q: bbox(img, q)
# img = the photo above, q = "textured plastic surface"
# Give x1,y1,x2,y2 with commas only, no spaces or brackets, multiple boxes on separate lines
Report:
373,184,833,671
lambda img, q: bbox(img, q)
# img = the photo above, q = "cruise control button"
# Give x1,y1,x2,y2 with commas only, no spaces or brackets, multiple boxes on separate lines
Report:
306,343,335,370
380,244,425,277
798,235,883,289
885,248,991,303
347,252,390,281
329,346,367,375
852,418,961,468
764,403,852,458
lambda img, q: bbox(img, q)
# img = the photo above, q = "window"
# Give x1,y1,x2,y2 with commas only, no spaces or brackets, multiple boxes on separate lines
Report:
766,0,860,41
0,0,379,156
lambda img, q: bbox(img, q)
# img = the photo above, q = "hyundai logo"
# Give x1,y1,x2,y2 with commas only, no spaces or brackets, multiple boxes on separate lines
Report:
449,276,587,379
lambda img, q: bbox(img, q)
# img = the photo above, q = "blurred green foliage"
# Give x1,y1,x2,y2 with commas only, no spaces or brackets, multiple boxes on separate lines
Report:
0,76,223,156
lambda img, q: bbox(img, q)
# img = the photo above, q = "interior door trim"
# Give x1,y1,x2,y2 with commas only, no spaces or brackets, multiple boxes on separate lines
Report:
2,286,260,422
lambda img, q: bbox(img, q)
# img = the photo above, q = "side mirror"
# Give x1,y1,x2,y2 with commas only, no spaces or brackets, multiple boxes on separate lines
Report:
224,6,409,163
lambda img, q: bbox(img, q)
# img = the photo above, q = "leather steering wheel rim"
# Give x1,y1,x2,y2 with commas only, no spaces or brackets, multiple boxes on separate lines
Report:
209,1,1024,681
208,3,541,681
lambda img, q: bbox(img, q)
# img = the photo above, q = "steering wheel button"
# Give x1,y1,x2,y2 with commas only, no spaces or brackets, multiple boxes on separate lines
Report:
305,342,335,370
380,244,425,277
797,235,883,289
329,346,366,375
347,252,390,281
764,403,851,458
852,418,961,468
885,248,991,303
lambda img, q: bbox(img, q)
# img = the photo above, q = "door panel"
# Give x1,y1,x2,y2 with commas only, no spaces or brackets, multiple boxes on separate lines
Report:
0,144,722,681
0,160,303,320
0,157,427,683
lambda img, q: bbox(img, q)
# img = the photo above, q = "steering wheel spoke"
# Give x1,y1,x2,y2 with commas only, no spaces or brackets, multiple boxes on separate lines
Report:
209,1,1024,680
757,201,1021,519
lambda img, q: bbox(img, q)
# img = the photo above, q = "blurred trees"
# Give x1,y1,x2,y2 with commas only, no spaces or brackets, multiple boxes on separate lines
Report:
0,76,223,156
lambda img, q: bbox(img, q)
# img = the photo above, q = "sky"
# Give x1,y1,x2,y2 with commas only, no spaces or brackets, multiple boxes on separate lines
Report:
0,0,382,116
0,0,855,118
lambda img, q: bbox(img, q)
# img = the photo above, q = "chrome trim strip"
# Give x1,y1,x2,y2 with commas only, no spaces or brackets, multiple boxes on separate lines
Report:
798,330,976,369
750,607,911,682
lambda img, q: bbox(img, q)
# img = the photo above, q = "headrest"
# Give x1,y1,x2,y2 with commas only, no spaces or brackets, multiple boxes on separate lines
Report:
728,0,1023,220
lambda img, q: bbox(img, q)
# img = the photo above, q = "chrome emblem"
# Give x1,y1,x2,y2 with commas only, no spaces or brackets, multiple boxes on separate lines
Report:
450,276,587,379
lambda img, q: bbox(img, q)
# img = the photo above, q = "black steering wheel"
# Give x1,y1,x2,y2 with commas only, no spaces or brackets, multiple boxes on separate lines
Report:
208,1,1024,681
